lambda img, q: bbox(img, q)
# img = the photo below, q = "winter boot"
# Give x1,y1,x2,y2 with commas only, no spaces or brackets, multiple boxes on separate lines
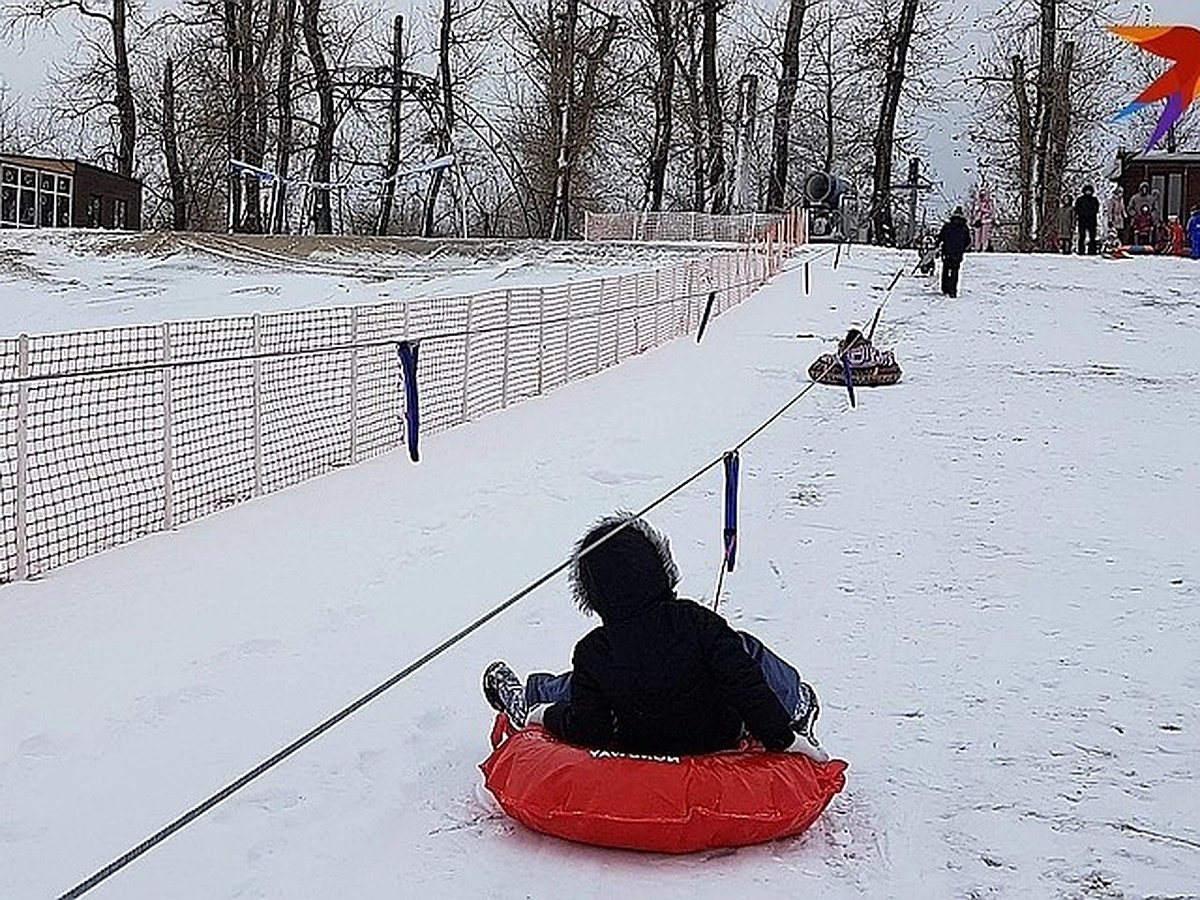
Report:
792,681,822,747
482,661,528,727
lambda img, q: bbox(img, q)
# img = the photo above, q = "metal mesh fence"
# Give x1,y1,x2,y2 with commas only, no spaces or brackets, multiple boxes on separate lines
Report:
1,245,790,582
584,209,805,245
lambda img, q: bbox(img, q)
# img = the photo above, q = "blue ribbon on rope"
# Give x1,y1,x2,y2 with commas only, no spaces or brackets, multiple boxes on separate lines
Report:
840,353,856,409
723,450,740,571
696,290,717,344
396,340,421,462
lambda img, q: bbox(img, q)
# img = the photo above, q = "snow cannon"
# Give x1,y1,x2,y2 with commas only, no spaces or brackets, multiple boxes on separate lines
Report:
802,171,858,243
803,171,852,209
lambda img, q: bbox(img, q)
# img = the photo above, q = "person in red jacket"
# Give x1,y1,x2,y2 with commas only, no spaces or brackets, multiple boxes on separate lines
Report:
483,514,828,761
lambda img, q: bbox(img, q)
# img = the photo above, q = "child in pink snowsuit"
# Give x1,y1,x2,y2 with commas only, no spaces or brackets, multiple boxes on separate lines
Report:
971,187,995,252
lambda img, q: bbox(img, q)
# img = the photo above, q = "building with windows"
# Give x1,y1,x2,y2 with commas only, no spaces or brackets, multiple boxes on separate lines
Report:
0,154,142,230
1110,150,1200,221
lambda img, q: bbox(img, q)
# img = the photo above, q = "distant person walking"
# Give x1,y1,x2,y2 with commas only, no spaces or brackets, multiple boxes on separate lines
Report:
1074,185,1100,255
936,207,972,298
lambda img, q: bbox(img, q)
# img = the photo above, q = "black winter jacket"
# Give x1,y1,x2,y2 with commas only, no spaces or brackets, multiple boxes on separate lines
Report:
542,517,796,755
938,214,972,259
1074,193,1099,227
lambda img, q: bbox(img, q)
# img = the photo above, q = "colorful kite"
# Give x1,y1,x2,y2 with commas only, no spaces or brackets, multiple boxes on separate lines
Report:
1110,25,1200,151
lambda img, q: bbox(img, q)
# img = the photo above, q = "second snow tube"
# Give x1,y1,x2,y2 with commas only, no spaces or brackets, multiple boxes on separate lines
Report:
808,352,902,387
480,714,847,853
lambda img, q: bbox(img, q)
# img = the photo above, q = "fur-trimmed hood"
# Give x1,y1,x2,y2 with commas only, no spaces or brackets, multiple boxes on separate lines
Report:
568,514,679,622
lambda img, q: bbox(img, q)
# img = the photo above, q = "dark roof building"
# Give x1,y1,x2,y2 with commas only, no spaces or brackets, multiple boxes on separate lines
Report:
1110,150,1200,220
0,154,142,231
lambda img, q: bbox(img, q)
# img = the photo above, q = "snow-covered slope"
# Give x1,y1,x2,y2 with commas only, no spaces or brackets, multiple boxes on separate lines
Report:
2,244,1198,899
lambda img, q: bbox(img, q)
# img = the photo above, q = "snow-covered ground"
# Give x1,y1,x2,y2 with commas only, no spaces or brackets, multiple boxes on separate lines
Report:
0,230,720,334
2,239,1198,899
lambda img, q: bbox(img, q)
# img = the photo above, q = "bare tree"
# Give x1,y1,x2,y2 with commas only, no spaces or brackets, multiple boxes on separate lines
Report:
766,0,806,211
0,81,20,148
422,0,457,236
1010,54,1034,250
161,57,187,229
375,13,402,235
271,0,297,233
3,0,137,176
642,0,677,210
974,0,1123,249
1033,0,1055,241
699,0,727,213
869,0,919,245
674,2,705,210
499,0,620,237
300,0,334,233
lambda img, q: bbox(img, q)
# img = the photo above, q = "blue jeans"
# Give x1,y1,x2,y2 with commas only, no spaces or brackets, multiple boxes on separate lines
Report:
524,631,813,721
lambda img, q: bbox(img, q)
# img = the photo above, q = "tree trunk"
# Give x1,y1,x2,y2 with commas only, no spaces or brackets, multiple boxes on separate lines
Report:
110,0,136,178
161,58,187,230
1034,0,1056,245
1011,54,1034,252
682,39,705,210
238,0,267,234
821,8,834,173
301,0,335,234
377,14,403,235
731,74,756,211
423,0,456,237
272,0,297,234
767,0,806,211
870,0,918,246
223,0,243,231
548,0,579,239
700,0,726,213
1043,40,1074,230
644,0,675,211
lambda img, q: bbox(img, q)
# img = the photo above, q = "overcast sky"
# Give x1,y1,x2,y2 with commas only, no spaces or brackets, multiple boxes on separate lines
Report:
2,0,1197,211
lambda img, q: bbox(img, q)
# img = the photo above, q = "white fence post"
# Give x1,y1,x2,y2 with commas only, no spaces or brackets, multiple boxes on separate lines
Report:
684,263,694,334
614,276,623,364
654,268,662,345
252,313,263,497
461,295,474,423
349,307,359,465
634,272,642,352
594,279,604,374
15,333,29,581
536,287,546,395
501,290,512,408
161,323,174,531
564,284,572,383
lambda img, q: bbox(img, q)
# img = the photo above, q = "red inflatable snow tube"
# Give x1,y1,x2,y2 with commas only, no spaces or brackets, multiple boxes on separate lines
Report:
480,715,847,853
